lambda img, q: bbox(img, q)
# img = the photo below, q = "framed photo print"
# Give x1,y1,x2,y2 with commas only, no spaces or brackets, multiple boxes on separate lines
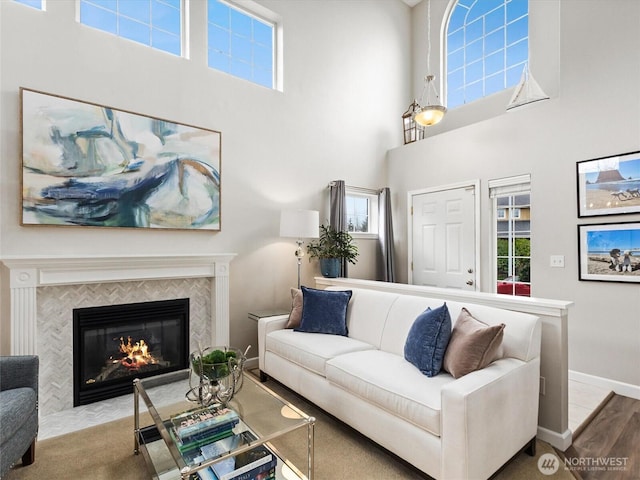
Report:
578,222,640,283
576,150,640,217
21,88,221,231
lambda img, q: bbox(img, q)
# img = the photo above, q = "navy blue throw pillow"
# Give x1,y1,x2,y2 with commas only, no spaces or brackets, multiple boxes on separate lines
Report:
404,303,452,377
295,287,352,336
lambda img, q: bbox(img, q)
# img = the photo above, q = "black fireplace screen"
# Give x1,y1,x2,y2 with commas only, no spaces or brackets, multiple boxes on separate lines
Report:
73,298,189,406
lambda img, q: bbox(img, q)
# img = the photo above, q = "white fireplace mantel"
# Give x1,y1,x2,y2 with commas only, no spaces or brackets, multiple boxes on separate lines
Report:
1,254,236,355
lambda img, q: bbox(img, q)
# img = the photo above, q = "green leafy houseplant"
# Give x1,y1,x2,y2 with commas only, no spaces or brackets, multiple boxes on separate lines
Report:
306,224,359,265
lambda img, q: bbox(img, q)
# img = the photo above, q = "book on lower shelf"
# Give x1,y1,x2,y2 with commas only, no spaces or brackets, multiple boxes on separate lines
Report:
169,422,237,455
195,430,278,480
197,463,276,480
197,467,275,480
171,406,240,440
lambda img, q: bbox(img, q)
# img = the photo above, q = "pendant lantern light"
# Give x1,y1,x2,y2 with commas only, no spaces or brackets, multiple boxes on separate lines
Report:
413,0,446,127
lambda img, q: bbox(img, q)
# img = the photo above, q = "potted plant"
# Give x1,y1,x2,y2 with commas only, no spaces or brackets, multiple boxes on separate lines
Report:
306,224,359,277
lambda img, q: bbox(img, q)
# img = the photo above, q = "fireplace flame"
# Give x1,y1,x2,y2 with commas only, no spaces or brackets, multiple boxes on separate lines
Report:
119,336,158,369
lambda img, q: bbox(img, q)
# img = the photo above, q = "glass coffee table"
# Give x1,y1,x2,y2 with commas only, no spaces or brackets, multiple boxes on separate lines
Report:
134,370,315,480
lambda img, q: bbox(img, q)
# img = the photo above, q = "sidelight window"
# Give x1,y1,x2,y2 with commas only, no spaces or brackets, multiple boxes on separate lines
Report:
490,174,531,297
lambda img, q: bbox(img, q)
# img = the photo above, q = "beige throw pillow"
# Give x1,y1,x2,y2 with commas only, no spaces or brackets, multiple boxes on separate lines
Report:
285,288,303,329
443,308,505,379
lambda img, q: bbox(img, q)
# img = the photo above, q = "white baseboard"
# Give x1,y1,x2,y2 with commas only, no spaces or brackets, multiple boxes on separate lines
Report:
245,356,259,370
569,370,640,400
537,426,572,451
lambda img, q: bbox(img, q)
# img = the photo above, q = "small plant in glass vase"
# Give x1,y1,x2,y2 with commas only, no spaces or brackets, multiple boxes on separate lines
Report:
306,224,359,277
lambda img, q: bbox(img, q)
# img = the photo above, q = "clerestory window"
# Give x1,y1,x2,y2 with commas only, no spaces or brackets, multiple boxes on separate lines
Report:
79,0,183,56
207,0,275,89
446,0,528,109
13,0,43,9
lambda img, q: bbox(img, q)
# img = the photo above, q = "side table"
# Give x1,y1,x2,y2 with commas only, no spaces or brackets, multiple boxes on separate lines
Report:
248,309,289,322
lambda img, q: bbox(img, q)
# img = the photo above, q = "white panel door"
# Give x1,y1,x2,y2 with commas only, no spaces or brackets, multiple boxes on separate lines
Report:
410,185,477,290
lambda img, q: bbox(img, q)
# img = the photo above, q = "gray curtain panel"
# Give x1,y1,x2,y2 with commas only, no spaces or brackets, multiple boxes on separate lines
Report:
329,180,348,277
378,187,396,282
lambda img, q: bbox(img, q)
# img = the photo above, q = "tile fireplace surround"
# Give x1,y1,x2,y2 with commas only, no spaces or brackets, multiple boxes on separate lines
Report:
0,254,235,417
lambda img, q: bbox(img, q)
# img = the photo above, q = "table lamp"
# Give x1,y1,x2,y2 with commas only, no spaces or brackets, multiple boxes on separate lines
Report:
280,210,319,289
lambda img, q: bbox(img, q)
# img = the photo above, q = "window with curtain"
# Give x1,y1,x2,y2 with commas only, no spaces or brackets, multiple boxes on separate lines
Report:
490,174,531,297
446,0,528,109
345,187,379,236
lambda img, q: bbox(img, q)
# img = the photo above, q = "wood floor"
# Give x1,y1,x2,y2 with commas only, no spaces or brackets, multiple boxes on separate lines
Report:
560,394,640,480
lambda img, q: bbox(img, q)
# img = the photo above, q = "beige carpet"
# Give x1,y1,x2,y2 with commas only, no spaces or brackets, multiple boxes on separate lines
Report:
5,380,574,480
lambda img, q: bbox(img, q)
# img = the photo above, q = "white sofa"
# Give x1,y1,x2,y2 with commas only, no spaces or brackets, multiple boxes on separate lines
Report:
258,286,542,480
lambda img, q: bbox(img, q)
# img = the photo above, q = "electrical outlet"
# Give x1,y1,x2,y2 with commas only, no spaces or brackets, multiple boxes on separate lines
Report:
540,376,546,396
550,255,565,268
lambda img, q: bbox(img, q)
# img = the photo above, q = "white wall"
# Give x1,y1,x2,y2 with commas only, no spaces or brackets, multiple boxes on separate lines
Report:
0,0,411,352
389,0,640,389
3,0,637,393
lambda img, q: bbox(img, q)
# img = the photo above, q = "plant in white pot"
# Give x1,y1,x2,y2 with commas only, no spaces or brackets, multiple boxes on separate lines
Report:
306,224,358,277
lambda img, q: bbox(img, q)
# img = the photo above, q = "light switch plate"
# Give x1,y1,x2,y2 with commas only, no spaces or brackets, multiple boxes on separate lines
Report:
550,255,565,268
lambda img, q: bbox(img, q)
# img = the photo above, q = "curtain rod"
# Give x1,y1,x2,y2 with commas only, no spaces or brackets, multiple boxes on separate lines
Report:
327,182,382,195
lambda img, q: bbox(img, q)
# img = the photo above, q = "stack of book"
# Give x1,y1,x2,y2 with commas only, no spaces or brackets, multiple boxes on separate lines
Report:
168,406,240,454
195,430,278,480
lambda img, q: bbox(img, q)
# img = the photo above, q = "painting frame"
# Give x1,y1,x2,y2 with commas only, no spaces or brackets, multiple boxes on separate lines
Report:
21,87,221,231
576,150,640,217
577,221,640,283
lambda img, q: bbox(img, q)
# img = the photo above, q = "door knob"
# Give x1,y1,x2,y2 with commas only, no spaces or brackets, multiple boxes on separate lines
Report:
466,280,474,286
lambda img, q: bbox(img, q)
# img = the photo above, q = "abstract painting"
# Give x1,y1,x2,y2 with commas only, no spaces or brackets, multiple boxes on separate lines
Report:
578,222,640,283
21,88,221,230
577,150,640,217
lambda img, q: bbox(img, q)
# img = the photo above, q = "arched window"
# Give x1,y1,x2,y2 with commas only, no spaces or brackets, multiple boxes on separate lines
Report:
446,0,528,109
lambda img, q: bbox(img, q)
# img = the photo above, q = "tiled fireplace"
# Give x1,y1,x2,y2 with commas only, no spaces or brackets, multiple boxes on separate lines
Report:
0,254,234,416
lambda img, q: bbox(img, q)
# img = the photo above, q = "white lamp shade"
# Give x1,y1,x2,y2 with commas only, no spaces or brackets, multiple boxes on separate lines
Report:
280,210,319,239
506,64,549,111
